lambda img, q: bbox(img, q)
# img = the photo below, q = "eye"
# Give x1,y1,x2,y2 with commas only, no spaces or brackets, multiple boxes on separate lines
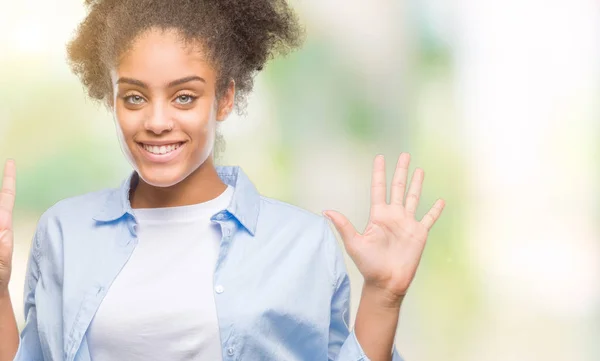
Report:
124,94,145,105
175,94,197,105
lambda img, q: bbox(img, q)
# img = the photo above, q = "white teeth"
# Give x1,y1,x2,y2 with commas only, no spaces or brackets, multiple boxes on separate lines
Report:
142,143,182,155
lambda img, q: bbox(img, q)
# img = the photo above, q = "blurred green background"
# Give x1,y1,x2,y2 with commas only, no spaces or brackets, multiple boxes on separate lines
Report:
2,0,599,360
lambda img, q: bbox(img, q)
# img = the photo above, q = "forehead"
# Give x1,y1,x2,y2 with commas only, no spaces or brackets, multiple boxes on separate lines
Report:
111,28,215,83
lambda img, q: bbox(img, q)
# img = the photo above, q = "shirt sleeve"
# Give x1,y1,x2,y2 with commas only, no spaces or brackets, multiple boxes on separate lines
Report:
324,218,405,361
13,230,44,361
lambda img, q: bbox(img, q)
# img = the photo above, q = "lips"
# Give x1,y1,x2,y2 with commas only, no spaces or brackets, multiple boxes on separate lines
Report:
136,141,186,164
140,142,184,155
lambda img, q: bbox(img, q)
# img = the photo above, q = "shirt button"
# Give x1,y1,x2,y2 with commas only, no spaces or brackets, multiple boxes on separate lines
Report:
223,229,231,237
215,285,225,294
227,347,234,356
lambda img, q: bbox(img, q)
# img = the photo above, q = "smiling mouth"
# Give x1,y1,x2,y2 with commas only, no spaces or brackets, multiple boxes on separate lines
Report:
138,142,185,155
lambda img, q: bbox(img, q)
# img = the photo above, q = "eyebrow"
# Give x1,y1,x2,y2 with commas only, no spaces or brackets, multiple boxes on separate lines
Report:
116,76,206,88
167,76,206,88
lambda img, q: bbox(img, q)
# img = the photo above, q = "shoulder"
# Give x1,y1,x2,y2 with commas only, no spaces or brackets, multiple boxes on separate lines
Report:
258,195,328,232
39,188,114,224
31,188,116,250
256,195,342,273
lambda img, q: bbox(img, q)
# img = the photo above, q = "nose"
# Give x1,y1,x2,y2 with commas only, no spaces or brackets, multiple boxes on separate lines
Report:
144,103,174,134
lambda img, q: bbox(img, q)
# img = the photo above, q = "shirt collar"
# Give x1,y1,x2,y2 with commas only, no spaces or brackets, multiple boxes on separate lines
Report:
92,165,260,236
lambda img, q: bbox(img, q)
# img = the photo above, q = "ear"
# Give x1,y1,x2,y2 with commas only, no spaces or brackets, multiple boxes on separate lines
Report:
217,79,235,121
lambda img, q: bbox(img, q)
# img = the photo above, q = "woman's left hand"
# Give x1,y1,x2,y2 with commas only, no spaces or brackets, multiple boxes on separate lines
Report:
323,153,445,307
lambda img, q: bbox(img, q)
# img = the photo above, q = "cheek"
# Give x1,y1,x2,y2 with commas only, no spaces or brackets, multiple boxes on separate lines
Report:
182,117,212,144
114,118,130,138
114,108,141,138
180,103,218,137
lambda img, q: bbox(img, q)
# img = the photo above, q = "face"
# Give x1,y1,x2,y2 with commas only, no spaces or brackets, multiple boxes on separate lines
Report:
109,28,234,188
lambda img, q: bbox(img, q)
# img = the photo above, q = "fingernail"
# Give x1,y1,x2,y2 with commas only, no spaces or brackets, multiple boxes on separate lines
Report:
322,211,331,221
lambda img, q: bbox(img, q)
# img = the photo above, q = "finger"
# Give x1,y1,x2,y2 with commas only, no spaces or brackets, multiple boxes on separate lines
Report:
405,168,424,215
390,153,410,206
370,155,387,206
0,229,13,249
0,160,16,213
323,210,358,245
420,199,445,230
0,229,14,269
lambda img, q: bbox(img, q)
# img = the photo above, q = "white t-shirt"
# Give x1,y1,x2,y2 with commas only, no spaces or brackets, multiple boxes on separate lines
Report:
88,185,234,361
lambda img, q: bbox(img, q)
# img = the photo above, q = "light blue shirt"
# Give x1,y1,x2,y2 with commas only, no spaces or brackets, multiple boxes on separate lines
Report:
14,165,404,361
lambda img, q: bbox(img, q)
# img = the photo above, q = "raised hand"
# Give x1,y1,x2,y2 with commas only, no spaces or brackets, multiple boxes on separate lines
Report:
323,153,444,304
0,160,16,293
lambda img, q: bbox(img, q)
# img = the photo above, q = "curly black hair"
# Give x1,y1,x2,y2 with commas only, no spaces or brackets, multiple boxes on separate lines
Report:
66,0,304,112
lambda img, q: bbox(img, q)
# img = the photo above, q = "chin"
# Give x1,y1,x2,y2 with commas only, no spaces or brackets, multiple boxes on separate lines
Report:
135,164,189,188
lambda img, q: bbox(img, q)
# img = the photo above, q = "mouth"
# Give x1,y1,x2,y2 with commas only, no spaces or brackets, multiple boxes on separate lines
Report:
136,141,186,163
138,142,185,155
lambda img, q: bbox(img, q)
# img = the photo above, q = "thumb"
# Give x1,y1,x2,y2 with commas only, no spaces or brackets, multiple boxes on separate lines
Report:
322,210,357,245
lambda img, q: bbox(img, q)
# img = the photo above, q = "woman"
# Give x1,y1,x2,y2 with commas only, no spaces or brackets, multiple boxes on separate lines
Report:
0,0,445,360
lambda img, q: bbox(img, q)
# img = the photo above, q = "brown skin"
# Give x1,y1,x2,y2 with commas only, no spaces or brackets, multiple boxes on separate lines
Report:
325,154,445,361
111,28,235,208
66,0,302,109
0,289,18,361
0,28,238,361
0,160,18,361
0,27,445,361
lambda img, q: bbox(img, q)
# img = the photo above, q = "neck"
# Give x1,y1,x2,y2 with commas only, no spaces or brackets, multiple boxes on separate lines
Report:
130,159,227,209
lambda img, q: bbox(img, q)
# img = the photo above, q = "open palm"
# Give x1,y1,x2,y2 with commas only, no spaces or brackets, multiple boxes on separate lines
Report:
324,153,444,301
